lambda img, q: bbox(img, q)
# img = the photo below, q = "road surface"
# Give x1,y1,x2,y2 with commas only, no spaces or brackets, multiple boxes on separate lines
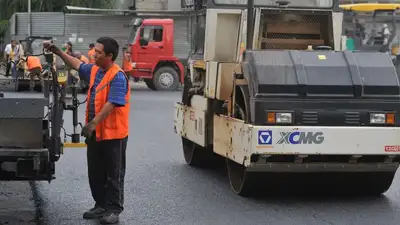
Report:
1,84,400,225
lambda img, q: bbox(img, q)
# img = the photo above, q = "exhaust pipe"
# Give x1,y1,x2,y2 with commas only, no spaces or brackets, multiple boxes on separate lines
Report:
246,0,254,50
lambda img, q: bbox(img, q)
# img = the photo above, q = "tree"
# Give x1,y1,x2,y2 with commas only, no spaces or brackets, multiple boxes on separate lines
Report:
0,0,116,37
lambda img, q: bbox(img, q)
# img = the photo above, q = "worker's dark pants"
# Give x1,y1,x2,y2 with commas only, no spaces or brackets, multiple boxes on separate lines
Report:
29,67,44,91
87,134,128,213
5,61,11,77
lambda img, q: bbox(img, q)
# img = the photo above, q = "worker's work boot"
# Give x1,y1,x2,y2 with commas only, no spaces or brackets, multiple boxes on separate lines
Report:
83,206,106,219
99,211,120,224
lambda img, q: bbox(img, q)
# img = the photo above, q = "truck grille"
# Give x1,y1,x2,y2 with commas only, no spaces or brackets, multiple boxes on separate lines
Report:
301,111,361,126
344,112,361,125
301,111,318,124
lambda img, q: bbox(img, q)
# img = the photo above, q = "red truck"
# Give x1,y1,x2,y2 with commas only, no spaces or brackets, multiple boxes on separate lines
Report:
129,17,188,91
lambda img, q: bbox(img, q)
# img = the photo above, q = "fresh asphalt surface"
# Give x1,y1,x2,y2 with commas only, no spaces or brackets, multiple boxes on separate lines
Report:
1,83,400,225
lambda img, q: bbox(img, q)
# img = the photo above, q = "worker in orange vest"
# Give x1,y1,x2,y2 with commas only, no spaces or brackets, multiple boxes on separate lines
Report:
75,51,90,64
88,43,96,64
22,54,44,92
122,46,132,77
43,37,130,224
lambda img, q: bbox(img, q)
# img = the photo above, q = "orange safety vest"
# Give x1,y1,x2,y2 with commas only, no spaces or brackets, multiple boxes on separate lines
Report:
26,56,42,71
80,55,89,64
122,57,133,72
88,49,96,64
86,64,130,141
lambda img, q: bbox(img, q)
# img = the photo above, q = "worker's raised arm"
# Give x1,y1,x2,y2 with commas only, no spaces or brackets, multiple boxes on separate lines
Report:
43,41,82,71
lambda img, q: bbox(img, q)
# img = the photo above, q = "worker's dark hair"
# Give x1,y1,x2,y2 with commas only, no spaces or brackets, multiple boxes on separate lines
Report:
89,43,95,48
96,37,119,61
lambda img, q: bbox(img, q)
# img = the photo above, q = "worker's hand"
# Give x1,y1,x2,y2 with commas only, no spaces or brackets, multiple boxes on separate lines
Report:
81,121,96,139
43,41,61,55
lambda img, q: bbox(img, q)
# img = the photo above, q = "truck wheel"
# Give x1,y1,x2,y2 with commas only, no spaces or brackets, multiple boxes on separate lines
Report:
144,79,156,90
153,66,179,91
226,159,255,197
182,137,216,167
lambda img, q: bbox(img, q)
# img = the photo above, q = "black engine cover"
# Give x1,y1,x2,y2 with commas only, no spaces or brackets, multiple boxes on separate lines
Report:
241,50,400,125
242,50,400,98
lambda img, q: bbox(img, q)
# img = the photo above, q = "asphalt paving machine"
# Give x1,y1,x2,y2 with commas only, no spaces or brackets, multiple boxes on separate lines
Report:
174,0,400,196
0,43,86,181
15,36,67,92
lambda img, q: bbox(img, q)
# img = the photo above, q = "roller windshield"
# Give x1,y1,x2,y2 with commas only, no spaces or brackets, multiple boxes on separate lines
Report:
213,0,333,8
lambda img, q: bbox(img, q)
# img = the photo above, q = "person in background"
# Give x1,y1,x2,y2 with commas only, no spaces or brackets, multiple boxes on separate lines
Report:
75,51,90,64
88,43,96,64
62,42,78,83
21,54,44,92
3,40,22,77
72,51,89,85
62,42,73,55
44,36,130,224
122,46,133,78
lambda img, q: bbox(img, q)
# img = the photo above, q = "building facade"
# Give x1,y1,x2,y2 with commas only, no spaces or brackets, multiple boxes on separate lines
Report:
4,0,400,65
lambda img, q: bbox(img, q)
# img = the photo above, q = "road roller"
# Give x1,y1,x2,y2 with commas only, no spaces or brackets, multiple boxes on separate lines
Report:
174,0,400,196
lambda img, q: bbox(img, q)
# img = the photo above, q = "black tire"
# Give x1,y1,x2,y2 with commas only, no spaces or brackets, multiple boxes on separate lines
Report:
182,137,217,168
153,66,179,91
144,79,156,90
226,159,255,197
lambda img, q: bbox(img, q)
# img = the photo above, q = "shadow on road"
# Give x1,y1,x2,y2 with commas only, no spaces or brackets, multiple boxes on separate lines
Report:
28,181,45,225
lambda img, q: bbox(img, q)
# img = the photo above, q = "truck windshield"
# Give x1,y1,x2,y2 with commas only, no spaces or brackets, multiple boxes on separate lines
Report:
213,0,333,8
128,26,140,44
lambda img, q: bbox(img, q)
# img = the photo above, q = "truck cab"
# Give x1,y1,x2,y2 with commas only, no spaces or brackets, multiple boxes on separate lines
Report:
129,18,185,91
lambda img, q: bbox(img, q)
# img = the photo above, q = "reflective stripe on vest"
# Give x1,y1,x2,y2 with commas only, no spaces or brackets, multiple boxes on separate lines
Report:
85,64,130,141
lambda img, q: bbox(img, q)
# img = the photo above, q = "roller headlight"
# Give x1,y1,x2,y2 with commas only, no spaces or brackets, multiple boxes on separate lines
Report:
267,112,293,124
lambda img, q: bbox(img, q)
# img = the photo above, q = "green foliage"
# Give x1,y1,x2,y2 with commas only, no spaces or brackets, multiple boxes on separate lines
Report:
0,20,8,37
0,0,116,38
